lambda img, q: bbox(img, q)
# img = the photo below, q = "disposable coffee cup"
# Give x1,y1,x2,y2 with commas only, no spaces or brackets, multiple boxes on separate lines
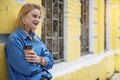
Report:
23,45,33,54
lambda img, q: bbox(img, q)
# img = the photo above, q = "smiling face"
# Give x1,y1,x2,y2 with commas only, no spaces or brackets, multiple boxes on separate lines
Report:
23,9,40,30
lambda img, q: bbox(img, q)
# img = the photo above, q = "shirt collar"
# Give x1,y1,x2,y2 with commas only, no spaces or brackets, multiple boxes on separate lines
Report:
16,27,35,39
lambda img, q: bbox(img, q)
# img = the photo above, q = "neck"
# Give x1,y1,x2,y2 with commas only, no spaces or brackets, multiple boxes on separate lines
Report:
22,27,31,35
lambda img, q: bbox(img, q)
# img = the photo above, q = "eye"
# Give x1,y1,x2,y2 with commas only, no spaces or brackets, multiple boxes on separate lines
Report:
32,14,40,19
38,16,40,19
32,14,37,18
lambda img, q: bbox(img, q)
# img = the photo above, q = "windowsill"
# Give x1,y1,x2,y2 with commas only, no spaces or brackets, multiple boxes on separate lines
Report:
49,50,120,78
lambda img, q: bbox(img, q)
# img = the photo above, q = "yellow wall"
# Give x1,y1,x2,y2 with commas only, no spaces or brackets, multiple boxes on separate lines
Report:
114,53,120,71
0,44,8,80
53,54,115,80
53,0,120,80
1,0,120,80
109,0,120,50
0,0,41,80
67,0,80,62
93,0,105,54
93,0,120,52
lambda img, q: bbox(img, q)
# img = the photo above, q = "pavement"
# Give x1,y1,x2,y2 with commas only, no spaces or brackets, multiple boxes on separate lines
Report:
110,73,120,80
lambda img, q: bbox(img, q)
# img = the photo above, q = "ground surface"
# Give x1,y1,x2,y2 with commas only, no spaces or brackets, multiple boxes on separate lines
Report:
110,73,120,80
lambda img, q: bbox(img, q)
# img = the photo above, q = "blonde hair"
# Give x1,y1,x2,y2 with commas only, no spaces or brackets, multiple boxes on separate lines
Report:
17,3,45,28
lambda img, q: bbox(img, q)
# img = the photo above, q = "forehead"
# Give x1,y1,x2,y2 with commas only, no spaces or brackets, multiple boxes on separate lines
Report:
28,9,40,16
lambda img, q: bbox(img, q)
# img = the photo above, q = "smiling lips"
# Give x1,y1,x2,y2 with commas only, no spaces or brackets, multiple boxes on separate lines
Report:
33,22,38,26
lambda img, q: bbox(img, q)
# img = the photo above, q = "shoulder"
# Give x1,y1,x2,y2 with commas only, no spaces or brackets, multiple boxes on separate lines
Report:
5,32,24,50
6,31,21,45
8,31,18,41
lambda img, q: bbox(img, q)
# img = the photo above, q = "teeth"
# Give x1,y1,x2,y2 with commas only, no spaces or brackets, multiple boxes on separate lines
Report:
34,23,38,25
33,22,38,25
33,23,37,24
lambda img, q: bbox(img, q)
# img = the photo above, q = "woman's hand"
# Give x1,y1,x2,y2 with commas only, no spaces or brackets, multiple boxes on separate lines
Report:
25,50,39,63
25,50,46,66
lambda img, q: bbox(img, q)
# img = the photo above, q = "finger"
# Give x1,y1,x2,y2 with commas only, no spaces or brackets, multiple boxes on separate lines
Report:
27,51,35,54
26,56,39,63
25,56,38,60
25,56,33,58
26,58,37,63
25,54,37,58
25,57,37,60
27,52,35,55
26,59,35,63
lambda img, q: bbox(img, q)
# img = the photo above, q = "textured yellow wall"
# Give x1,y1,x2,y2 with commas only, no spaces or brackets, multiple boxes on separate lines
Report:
53,0,120,80
53,54,115,80
67,0,81,62
1,0,120,80
0,44,8,80
0,0,41,80
109,0,120,50
115,53,120,72
93,0,105,54
106,54,115,78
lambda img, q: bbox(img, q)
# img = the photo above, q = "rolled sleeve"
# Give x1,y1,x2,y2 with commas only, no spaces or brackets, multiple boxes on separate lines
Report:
41,41,54,70
44,56,54,69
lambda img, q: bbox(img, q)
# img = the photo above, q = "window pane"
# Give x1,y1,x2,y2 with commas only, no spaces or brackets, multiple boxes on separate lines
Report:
59,0,64,2
53,0,58,19
46,1,52,37
53,39,58,52
53,54,58,61
53,20,58,37
59,39,64,59
46,39,52,53
81,0,89,55
59,4,64,37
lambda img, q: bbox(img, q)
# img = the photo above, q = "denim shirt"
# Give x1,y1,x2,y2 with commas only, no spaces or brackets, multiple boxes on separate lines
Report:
4,27,54,80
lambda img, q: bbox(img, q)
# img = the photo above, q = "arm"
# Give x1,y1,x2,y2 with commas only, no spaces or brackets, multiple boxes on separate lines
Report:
38,38,54,70
4,37,42,76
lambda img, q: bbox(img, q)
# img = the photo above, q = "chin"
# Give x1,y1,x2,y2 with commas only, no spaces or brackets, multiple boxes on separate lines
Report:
32,25,37,29
32,28,37,30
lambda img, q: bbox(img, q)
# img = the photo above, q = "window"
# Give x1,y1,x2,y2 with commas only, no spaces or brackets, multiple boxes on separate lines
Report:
41,0,64,63
104,0,107,51
80,0,89,55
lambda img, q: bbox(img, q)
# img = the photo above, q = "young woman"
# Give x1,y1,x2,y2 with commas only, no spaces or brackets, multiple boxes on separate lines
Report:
4,3,54,80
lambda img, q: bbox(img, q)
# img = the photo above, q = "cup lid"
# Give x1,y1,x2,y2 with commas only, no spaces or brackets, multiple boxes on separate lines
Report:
23,45,33,49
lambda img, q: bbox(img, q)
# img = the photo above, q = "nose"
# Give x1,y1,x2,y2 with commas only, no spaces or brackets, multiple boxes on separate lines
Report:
36,17,40,23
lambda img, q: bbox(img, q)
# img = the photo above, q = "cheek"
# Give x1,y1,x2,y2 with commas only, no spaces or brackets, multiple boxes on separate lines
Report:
26,18,32,23
24,16,33,24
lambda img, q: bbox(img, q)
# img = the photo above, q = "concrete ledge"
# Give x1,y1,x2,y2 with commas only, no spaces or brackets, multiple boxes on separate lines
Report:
50,50,120,78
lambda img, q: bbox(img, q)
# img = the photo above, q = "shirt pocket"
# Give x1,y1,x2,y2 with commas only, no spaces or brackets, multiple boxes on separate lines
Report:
33,43,42,56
